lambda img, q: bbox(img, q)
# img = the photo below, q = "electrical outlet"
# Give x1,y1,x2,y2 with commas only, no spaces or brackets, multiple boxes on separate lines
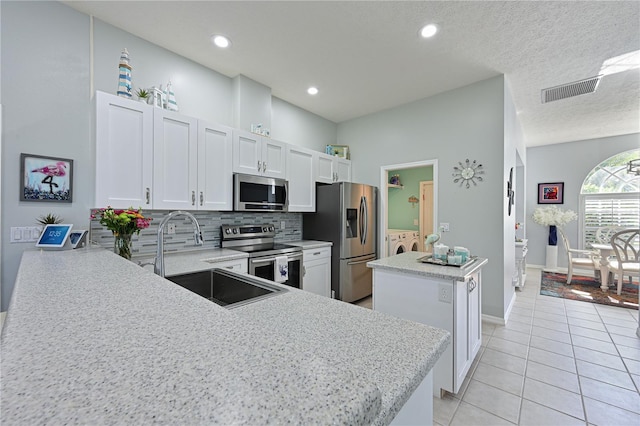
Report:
413,219,419,226
281,221,286,230
438,284,452,303
440,223,450,232
167,223,176,235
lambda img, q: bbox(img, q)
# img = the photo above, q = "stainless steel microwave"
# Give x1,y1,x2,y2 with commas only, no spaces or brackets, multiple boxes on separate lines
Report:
233,173,288,212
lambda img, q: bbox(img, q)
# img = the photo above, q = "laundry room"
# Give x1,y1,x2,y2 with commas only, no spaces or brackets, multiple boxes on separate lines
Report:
386,165,434,256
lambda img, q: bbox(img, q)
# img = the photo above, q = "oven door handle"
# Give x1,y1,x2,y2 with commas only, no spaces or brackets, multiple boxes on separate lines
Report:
250,253,303,264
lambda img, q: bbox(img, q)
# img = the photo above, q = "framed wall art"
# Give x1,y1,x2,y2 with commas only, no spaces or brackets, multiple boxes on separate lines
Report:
537,182,564,204
20,153,73,203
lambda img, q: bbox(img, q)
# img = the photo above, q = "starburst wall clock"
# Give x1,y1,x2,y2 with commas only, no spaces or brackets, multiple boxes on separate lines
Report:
452,159,484,189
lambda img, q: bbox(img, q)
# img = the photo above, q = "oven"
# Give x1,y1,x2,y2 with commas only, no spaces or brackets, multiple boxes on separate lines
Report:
221,224,303,289
249,251,302,289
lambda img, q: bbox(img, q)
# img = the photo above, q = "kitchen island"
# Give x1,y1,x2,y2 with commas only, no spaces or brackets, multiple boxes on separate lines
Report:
368,252,488,397
1,247,449,425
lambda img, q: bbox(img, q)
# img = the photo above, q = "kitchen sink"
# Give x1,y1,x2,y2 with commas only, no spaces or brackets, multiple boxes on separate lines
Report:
165,268,287,309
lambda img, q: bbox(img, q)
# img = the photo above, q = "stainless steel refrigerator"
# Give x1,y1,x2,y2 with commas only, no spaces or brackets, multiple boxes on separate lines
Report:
303,182,377,302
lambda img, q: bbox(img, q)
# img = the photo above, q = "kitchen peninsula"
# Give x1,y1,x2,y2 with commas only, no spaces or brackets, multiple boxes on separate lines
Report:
1,247,449,425
368,252,488,397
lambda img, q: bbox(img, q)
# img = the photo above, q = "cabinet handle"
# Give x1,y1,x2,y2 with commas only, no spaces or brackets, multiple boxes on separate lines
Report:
145,188,151,205
257,160,262,172
192,191,196,206
263,162,267,172
313,251,321,256
200,191,204,206
303,265,306,277
468,277,477,293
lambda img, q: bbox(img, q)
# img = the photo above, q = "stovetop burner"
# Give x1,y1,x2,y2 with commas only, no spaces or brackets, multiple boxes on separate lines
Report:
220,224,301,258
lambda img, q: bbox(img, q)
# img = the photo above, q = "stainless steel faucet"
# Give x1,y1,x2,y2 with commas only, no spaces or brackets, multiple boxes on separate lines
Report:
154,211,204,277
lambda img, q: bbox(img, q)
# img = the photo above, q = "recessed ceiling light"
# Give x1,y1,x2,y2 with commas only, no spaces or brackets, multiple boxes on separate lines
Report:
420,24,438,38
307,87,319,95
212,35,230,48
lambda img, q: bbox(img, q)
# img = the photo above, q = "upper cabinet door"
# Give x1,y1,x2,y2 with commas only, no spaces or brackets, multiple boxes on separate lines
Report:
287,145,316,212
153,110,198,210
262,138,287,179
232,130,262,175
198,121,233,211
335,158,352,182
95,91,153,208
316,152,335,183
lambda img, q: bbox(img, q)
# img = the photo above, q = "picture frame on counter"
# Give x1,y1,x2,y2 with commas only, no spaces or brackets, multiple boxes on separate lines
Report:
20,153,73,203
326,144,350,159
537,182,564,204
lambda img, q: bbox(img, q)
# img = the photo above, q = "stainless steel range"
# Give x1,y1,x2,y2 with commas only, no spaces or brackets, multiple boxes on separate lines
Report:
221,224,302,288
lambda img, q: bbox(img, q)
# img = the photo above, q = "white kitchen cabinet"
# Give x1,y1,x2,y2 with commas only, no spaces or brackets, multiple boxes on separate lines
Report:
373,268,482,396
302,247,332,297
316,152,351,183
153,109,198,210
197,120,233,211
209,258,248,274
232,129,286,179
286,145,316,212
153,112,233,211
95,91,153,208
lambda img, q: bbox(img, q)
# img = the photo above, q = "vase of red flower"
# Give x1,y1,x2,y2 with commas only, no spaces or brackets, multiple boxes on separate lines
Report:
91,207,152,260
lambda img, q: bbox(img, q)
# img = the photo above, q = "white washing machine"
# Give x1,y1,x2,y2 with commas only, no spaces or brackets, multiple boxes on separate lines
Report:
407,231,421,251
387,230,408,256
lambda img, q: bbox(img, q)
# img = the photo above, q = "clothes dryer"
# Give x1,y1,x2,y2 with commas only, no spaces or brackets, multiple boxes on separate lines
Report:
407,230,421,251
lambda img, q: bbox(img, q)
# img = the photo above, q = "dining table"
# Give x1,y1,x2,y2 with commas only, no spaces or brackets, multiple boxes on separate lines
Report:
590,243,616,292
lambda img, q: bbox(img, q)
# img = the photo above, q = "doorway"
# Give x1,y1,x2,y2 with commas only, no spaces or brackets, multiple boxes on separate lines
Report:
379,159,438,257
419,181,434,249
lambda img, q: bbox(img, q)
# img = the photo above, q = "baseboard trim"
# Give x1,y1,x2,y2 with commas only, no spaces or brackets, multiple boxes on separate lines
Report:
528,264,598,278
504,291,517,323
482,314,506,326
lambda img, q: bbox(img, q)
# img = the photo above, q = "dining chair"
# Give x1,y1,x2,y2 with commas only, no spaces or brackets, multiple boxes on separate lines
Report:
595,226,625,244
558,228,601,284
609,229,640,295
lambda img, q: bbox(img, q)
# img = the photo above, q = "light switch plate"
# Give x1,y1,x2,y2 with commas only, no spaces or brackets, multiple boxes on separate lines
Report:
440,223,450,232
413,219,419,226
281,221,286,230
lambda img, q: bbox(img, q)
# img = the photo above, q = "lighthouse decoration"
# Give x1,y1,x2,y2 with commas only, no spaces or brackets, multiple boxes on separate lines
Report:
116,48,132,98
164,80,179,111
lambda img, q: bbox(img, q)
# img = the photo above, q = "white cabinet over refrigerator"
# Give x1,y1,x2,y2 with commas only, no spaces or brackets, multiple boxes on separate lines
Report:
316,152,351,183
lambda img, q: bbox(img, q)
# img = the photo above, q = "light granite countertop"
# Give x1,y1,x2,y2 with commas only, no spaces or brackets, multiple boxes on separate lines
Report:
1,247,450,425
368,251,488,281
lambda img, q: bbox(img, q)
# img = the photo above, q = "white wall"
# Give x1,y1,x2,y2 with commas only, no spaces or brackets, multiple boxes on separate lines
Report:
0,1,337,311
526,133,640,268
337,76,511,319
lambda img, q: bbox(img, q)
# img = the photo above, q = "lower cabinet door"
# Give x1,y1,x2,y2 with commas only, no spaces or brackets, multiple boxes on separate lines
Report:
303,258,331,297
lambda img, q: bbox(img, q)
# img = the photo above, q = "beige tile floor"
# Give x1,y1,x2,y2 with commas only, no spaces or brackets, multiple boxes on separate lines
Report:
356,267,640,425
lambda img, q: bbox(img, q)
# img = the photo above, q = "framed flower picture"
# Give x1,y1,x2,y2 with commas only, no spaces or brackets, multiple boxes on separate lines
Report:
20,153,73,202
537,182,564,204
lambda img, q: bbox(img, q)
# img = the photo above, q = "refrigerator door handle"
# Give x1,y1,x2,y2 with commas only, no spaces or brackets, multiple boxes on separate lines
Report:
359,196,365,245
347,258,373,265
362,195,368,246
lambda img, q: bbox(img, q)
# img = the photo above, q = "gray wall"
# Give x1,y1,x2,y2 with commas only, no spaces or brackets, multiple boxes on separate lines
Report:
525,133,640,268
0,1,337,311
337,76,514,319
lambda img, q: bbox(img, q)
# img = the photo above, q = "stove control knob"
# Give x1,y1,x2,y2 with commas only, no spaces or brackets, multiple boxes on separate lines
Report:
232,228,238,234
225,228,231,234
269,226,275,232
262,226,268,232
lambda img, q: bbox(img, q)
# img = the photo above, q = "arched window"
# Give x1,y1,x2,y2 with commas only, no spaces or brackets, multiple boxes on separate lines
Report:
580,149,640,247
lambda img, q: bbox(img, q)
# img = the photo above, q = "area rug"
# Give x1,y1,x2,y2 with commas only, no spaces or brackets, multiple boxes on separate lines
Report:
540,272,638,310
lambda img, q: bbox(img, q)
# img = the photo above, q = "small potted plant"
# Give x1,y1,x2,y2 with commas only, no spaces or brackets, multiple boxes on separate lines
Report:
135,88,150,104
37,213,63,226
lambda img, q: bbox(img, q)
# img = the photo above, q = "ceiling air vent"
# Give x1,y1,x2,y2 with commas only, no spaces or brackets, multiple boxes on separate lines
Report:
541,75,602,103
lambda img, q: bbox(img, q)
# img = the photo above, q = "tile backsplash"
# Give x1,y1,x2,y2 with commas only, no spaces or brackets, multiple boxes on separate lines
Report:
89,210,302,257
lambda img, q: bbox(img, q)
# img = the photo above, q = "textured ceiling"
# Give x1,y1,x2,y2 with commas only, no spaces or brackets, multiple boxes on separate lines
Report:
63,1,640,147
